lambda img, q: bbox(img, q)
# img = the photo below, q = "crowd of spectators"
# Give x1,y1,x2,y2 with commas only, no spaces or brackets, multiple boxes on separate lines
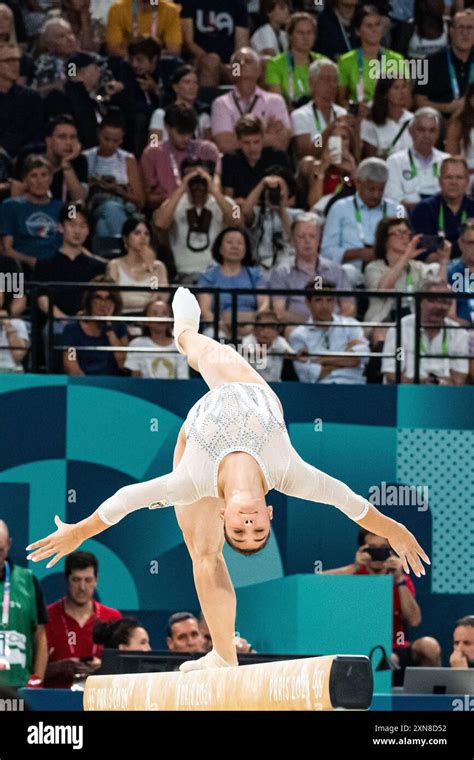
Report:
0,0,473,384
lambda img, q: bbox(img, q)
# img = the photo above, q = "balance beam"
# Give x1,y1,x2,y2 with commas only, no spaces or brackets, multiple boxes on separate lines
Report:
84,655,373,711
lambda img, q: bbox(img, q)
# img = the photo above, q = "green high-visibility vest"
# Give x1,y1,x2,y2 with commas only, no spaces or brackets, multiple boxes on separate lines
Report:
0,563,38,688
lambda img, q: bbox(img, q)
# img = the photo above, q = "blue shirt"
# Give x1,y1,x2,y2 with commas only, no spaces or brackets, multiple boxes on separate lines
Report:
288,314,368,384
448,258,473,323
0,197,61,261
197,264,265,312
411,194,474,260
320,193,405,269
62,321,128,376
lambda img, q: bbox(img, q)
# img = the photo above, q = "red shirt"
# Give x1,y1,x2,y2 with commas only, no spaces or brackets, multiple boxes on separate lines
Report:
355,567,416,649
45,597,121,688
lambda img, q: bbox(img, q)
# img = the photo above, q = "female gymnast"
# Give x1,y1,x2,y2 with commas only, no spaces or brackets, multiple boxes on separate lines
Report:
26,287,430,671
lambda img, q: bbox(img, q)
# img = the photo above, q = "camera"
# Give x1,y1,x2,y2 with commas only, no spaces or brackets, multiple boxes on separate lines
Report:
188,175,208,193
365,546,392,562
265,184,281,207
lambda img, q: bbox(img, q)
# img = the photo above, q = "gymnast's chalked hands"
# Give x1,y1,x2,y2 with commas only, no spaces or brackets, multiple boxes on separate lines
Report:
26,516,83,569
386,523,430,578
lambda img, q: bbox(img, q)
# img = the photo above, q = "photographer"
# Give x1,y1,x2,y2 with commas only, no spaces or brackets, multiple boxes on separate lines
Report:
241,166,300,271
153,158,239,284
322,528,441,685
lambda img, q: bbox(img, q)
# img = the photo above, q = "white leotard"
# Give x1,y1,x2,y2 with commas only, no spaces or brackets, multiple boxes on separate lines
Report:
97,382,371,525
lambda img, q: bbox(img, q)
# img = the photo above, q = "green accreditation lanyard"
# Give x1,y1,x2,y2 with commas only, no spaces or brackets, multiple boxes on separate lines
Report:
438,203,468,234
405,266,414,288
356,47,384,102
353,196,387,244
408,149,438,179
419,326,449,357
312,104,336,135
288,52,305,103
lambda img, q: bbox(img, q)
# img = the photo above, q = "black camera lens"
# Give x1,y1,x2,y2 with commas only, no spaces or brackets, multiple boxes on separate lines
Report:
188,176,207,192
266,185,281,206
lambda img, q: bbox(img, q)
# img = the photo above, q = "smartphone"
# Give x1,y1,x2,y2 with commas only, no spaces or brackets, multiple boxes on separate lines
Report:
328,135,342,165
80,656,93,663
416,234,444,258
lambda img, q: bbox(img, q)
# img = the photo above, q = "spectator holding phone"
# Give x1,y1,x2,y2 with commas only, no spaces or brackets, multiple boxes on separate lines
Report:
361,77,413,160
411,157,474,260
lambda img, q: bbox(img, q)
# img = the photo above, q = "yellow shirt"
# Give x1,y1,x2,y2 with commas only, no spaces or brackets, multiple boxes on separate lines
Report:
106,0,182,53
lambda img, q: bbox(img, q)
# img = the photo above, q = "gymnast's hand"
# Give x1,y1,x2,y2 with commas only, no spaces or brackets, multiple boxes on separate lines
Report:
386,523,430,578
26,516,83,569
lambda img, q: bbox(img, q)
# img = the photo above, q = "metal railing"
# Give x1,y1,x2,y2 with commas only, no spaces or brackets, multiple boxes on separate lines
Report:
1,283,472,384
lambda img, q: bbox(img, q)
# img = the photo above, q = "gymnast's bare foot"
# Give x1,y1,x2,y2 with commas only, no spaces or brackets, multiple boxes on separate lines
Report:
179,649,238,672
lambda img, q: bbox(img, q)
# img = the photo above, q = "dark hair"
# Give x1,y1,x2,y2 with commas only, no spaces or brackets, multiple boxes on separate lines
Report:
99,107,126,132
370,77,410,126
452,82,474,152
142,299,172,338
357,528,373,546
261,0,290,15
304,279,336,299
254,309,279,325
65,550,98,578
59,201,89,226
93,617,144,647
121,214,151,242
455,615,474,628
164,103,198,133
223,525,271,555
211,227,254,266
166,611,197,638
127,35,161,60
235,114,264,139
263,164,298,200
46,113,77,137
21,154,52,179
180,157,216,177
353,4,382,31
81,274,123,315
414,0,444,37
373,216,411,260
170,64,197,87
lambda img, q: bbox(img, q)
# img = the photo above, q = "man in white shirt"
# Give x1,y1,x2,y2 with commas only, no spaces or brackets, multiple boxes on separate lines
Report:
291,59,347,159
382,280,469,384
385,108,450,207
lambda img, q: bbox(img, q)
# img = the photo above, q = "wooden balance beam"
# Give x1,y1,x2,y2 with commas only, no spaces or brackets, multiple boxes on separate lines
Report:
83,655,373,711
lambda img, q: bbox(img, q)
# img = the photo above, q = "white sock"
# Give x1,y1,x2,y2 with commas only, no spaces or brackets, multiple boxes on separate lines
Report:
179,649,237,673
172,287,201,355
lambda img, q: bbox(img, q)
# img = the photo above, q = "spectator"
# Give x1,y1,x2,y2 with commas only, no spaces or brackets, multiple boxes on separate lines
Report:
125,299,189,378
414,10,474,117
149,65,211,145
303,117,360,211
445,82,474,175
291,59,347,160
34,203,106,349
0,520,48,688
180,0,249,87
269,213,356,331
84,108,145,237
361,77,413,159
405,0,448,59
250,0,290,57
289,279,369,384
0,43,45,159
32,17,79,95
266,12,326,106
141,103,221,209
106,0,182,58
0,255,26,315
221,114,291,203
197,227,270,339
44,550,121,688
44,52,104,150
385,108,450,208
211,46,291,154
322,528,441,686
198,612,212,652
450,615,474,668
321,157,405,282
240,309,296,381
1,155,61,273
0,3,32,84
338,5,404,113
121,36,162,156
166,611,205,652
448,219,474,325
411,157,474,259
0,286,28,372
106,215,168,314
382,280,469,384
315,0,358,61
60,0,102,52
291,58,347,158
241,166,300,270
62,275,129,375
93,617,151,650
153,159,237,284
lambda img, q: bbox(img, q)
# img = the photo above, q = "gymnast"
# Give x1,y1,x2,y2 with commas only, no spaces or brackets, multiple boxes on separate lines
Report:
26,287,430,671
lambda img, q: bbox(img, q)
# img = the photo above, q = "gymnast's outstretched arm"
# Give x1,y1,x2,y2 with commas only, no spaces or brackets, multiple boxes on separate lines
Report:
279,448,431,578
